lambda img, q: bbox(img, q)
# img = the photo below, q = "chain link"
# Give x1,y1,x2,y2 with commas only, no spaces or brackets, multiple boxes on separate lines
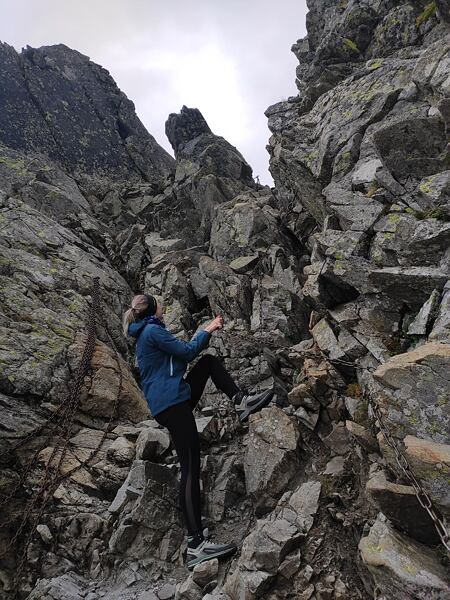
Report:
0,277,124,597
2,258,447,597
218,252,450,553
367,395,450,552
309,345,450,552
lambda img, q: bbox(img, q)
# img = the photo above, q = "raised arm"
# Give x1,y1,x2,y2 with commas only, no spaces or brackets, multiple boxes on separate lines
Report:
147,325,211,362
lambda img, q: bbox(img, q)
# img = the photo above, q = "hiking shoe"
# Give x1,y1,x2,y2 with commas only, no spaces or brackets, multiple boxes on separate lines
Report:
232,388,274,423
187,538,237,570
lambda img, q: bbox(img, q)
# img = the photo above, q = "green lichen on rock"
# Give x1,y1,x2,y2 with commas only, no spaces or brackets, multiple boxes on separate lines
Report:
436,395,448,406
304,149,319,168
367,59,384,71
408,411,420,425
333,149,356,177
343,38,359,52
51,324,74,339
0,155,30,176
416,2,436,26
46,190,60,201
425,420,446,436
418,178,434,195
387,213,401,224
67,301,82,313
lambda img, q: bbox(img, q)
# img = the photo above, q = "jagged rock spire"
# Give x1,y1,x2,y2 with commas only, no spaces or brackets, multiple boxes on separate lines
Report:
165,105,212,155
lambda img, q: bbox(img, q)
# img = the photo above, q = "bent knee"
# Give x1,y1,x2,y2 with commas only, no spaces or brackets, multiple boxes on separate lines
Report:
200,353,220,363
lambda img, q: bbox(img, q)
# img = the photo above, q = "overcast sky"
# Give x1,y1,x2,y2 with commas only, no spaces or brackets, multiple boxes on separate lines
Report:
2,0,307,184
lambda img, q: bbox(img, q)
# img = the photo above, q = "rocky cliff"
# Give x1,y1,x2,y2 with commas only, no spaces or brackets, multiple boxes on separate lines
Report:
0,1,449,599
0,42,174,187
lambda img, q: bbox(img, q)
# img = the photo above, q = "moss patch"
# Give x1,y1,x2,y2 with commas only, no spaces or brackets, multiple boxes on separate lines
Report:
346,383,362,399
0,155,30,177
416,2,436,26
414,208,449,221
343,38,359,52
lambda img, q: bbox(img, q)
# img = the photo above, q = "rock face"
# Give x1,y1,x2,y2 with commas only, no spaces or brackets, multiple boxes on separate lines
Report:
244,406,300,513
108,461,184,562
1,1,450,599
0,42,174,184
224,480,321,599
366,471,441,545
371,342,450,444
166,106,212,151
359,515,450,600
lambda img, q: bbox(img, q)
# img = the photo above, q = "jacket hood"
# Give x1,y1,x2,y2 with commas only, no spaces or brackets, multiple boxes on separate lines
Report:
128,315,166,339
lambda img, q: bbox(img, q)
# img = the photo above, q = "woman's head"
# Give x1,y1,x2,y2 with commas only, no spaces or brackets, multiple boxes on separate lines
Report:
122,293,164,336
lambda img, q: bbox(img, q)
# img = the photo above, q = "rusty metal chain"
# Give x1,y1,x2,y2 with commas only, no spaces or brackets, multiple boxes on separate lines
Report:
1,302,96,546
0,287,118,510
305,344,450,552
209,247,450,553
0,404,70,517
0,355,93,518
367,395,450,553
0,277,124,597
6,278,100,595
14,305,123,594
0,399,71,461
0,338,84,513
54,297,123,482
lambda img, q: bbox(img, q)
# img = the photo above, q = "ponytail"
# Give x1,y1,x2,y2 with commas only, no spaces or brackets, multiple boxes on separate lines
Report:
122,293,154,336
122,306,137,337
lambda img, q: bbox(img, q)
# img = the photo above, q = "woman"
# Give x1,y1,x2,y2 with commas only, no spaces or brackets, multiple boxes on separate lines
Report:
123,293,274,569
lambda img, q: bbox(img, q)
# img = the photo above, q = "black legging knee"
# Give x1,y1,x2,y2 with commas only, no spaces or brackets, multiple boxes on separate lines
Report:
185,353,240,408
153,354,240,535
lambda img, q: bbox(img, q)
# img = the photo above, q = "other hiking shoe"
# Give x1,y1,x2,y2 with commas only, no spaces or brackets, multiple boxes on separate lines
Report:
232,388,274,423
186,538,237,570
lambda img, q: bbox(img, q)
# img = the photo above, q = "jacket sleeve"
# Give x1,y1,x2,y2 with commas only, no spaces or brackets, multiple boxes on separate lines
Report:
148,326,211,362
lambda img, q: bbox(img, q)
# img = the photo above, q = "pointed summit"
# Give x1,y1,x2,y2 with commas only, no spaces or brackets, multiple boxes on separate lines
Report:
165,106,255,187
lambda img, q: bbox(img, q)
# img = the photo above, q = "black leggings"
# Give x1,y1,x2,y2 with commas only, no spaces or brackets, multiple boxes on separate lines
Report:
153,354,240,535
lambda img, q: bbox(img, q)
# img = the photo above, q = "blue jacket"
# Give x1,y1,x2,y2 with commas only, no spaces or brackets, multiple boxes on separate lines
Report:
128,315,211,416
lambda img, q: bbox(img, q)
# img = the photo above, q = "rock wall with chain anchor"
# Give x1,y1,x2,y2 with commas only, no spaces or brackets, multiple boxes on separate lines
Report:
0,278,124,597
1,6,450,597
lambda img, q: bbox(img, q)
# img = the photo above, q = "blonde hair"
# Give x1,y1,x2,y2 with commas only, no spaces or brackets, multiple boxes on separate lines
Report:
122,294,151,337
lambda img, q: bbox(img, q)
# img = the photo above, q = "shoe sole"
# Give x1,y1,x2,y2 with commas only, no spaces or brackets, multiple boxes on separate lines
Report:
187,546,237,570
239,390,274,423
